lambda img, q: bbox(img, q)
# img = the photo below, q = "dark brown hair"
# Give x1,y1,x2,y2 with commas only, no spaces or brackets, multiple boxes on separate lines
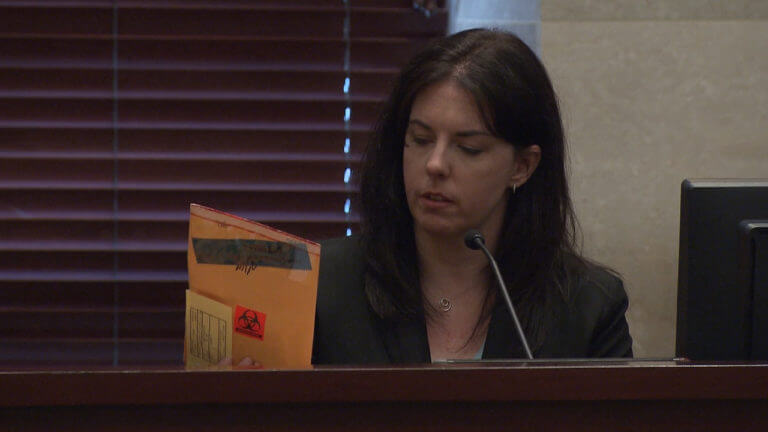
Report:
359,29,582,350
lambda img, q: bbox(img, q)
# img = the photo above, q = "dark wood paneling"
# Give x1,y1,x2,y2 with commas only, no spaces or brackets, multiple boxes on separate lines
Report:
1,362,768,430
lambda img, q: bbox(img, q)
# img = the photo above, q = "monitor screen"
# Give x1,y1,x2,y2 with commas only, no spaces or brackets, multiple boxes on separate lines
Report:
676,179,768,360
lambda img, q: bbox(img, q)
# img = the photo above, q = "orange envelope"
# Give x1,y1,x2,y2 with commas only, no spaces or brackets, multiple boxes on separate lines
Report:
185,203,320,369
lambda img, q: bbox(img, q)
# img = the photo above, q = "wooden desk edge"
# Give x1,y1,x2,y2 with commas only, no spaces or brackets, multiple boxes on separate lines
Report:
2,360,768,407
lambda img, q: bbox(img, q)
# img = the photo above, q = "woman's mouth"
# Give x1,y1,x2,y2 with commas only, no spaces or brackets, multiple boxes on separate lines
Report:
425,193,449,202
420,192,453,207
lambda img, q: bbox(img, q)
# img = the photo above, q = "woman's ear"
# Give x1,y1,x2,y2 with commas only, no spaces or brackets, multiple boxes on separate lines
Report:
509,145,542,188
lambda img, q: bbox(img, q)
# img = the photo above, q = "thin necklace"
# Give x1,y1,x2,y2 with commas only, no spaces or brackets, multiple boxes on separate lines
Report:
438,297,452,312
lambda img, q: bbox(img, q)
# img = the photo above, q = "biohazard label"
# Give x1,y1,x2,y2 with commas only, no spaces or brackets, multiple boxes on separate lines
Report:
234,305,266,340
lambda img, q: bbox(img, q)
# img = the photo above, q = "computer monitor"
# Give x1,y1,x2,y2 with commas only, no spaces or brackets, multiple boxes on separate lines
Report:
676,179,768,360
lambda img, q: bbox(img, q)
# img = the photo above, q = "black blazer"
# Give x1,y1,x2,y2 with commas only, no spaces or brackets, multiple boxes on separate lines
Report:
312,236,633,364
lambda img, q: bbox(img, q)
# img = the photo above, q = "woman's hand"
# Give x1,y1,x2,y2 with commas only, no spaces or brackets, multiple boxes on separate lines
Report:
215,356,262,369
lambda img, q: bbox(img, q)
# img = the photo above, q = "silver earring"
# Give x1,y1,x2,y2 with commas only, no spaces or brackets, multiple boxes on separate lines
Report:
512,184,517,194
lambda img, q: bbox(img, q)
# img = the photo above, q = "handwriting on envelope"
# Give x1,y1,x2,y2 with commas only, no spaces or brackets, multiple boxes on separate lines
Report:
185,290,232,368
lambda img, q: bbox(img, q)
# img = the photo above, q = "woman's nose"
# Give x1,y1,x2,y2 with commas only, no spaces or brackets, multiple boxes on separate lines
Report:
425,141,450,177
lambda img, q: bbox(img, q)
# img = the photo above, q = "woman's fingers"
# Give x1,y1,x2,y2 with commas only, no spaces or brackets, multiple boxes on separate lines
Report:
207,356,261,369
233,356,263,369
237,357,254,366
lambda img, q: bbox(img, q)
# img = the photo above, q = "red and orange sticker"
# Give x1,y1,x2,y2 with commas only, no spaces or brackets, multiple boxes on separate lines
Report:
234,305,266,340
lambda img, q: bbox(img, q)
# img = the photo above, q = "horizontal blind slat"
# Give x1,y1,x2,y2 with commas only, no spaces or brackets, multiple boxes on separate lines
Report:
0,281,185,308
0,339,183,366
0,269,188,282
0,128,370,156
0,310,184,338
0,159,359,185
0,1,423,10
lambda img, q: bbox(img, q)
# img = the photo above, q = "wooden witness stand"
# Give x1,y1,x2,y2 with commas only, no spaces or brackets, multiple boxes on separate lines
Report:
2,360,768,431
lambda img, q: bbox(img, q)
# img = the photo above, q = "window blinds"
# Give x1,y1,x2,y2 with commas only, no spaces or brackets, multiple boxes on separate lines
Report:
0,0,446,365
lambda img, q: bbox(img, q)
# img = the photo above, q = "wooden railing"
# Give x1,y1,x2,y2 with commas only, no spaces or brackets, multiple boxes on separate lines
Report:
2,359,768,431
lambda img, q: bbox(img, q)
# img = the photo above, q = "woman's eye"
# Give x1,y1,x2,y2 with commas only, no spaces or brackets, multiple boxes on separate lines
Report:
411,137,431,146
459,145,482,155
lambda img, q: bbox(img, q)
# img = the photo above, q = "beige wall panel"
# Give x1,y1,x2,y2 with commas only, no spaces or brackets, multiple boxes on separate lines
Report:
542,21,768,357
543,0,768,21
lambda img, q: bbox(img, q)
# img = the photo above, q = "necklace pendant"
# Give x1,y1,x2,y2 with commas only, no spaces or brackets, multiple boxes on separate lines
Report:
438,297,452,312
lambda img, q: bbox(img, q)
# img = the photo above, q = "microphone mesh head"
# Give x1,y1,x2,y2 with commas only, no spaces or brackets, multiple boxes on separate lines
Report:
463,230,485,250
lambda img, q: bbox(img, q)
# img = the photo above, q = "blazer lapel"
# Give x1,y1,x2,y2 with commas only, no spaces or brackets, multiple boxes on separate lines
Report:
483,302,526,359
382,315,430,363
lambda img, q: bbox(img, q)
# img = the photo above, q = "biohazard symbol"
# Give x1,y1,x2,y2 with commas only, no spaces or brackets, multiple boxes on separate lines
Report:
237,309,261,332
234,305,266,340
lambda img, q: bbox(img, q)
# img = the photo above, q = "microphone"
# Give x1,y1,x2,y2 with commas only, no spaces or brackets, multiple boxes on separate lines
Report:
464,230,534,359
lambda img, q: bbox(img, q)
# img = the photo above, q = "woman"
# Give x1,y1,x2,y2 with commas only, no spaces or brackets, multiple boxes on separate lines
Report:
312,29,632,364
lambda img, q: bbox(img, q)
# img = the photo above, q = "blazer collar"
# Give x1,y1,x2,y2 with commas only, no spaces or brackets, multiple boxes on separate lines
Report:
483,301,527,359
382,315,430,363
380,303,528,362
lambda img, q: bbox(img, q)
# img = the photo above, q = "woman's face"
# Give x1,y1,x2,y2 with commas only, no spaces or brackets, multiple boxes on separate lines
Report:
403,79,534,241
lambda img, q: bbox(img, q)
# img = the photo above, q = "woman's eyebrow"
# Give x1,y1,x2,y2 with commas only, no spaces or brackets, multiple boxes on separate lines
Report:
408,119,433,132
455,130,492,138
408,119,490,137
